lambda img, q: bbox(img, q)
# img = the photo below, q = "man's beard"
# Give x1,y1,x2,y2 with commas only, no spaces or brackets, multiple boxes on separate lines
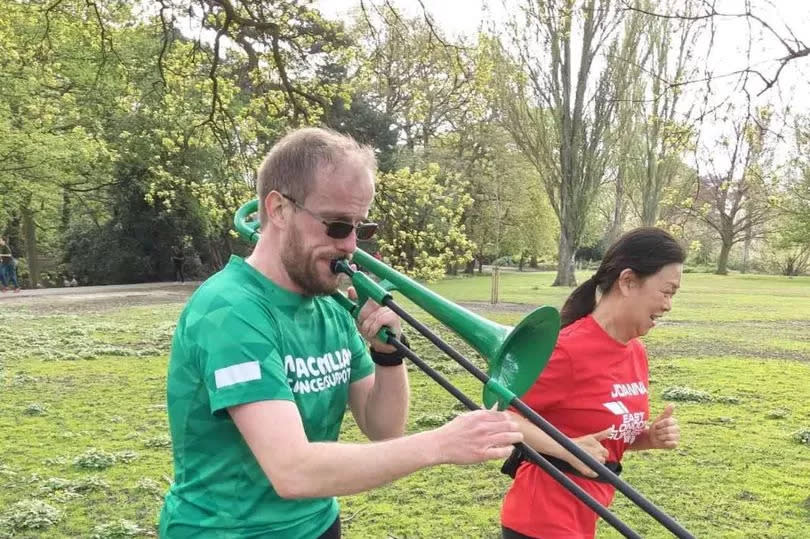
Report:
281,225,339,297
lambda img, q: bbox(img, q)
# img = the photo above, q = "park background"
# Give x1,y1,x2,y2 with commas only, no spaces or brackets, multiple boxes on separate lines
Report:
1,0,809,537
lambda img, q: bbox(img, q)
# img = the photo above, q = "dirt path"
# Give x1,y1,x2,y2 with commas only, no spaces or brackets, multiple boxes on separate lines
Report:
2,282,538,316
0,282,200,313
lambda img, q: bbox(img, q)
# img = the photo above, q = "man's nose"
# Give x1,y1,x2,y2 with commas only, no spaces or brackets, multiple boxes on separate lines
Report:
334,229,357,255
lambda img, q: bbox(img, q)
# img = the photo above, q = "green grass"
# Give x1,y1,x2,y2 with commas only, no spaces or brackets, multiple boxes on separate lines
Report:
1,271,809,538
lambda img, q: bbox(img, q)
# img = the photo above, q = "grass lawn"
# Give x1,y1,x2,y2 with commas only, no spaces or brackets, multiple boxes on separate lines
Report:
1,271,808,538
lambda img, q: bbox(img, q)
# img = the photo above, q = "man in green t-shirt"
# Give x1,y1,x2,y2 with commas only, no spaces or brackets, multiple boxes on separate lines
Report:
160,128,523,538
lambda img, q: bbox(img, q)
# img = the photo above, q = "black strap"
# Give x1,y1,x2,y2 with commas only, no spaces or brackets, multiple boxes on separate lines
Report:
500,446,622,484
369,333,409,366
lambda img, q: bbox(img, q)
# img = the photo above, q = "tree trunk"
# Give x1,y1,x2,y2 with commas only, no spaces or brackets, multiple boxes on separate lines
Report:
605,167,626,248
741,227,753,274
464,258,476,274
553,232,577,286
641,191,660,227
61,188,71,232
21,205,39,288
716,240,732,275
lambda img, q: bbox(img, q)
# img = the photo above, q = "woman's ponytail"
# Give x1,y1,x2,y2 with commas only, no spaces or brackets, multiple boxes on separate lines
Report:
560,275,598,328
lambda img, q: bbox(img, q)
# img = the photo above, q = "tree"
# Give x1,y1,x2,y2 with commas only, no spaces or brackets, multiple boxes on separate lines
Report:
354,4,481,152
0,0,362,286
371,164,474,282
630,2,699,226
767,115,810,276
442,124,557,272
490,0,638,286
689,106,777,275
622,0,809,96
0,1,125,286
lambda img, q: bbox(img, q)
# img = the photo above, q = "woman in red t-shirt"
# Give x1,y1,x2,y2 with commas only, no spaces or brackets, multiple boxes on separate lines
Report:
501,227,686,539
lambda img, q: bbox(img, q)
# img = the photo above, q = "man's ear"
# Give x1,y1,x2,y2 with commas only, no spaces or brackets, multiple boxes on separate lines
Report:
616,268,637,297
264,191,288,229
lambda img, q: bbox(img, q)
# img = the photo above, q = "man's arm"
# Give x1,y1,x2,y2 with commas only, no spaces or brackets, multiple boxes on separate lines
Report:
229,399,521,499
349,364,409,440
508,411,612,478
346,288,409,440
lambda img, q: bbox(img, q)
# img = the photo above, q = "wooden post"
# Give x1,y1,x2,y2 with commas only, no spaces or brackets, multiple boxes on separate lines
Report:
491,266,500,305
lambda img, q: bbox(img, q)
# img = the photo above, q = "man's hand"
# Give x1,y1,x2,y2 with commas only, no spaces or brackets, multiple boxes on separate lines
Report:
348,286,402,353
648,404,680,449
429,406,523,465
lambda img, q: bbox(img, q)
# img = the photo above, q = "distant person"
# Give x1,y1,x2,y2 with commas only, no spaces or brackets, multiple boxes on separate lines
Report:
171,245,186,283
501,227,685,539
70,276,78,287
0,238,20,292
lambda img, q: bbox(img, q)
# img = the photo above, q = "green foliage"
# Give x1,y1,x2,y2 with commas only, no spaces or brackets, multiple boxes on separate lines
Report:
143,435,172,450
0,500,61,533
372,164,474,281
40,476,109,495
661,386,741,404
73,449,116,471
23,403,47,416
90,519,144,539
793,428,810,446
0,0,356,286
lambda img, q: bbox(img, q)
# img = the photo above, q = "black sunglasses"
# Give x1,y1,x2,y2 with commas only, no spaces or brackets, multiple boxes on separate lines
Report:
280,193,378,240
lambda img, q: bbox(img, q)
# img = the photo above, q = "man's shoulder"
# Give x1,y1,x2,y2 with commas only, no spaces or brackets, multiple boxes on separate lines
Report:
182,268,269,329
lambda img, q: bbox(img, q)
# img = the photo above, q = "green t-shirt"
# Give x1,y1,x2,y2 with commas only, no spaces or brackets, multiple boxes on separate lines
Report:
160,255,374,538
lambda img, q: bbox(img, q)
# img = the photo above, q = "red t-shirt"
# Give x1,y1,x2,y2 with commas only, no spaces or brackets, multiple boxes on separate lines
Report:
501,314,650,539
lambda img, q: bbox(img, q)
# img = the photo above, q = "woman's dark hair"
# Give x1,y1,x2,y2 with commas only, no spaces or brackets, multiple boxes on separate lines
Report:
560,227,686,328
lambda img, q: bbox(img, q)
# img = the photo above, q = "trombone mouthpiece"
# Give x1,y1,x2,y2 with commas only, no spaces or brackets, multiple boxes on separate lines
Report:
330,259,343,274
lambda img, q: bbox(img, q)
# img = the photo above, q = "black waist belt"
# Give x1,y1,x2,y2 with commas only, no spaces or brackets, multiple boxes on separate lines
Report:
501,446,622,484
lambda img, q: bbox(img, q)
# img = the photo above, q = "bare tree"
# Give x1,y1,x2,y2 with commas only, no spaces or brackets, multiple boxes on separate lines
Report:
631,1,701,226
690,106,776,274
603,7,648,247
492,0,633,286
621,0,809,96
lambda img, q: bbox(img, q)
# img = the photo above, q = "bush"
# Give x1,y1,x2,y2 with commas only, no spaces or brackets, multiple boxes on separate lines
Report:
661,386,714,403
492,255,516,267
765,408,789,420
793,427,810,446
143,435,172,449
73,448,116,470
90,519,144,539
23,403,47,416
1,500,61,532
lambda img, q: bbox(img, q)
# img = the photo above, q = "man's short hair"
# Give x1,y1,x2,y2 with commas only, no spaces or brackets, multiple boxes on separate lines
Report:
256,127,377,226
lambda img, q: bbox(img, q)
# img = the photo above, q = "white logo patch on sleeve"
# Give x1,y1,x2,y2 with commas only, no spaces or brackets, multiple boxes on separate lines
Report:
215,361,261,389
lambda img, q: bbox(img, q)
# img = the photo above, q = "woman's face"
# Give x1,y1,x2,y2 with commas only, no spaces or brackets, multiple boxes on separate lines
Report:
628,263,683,337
